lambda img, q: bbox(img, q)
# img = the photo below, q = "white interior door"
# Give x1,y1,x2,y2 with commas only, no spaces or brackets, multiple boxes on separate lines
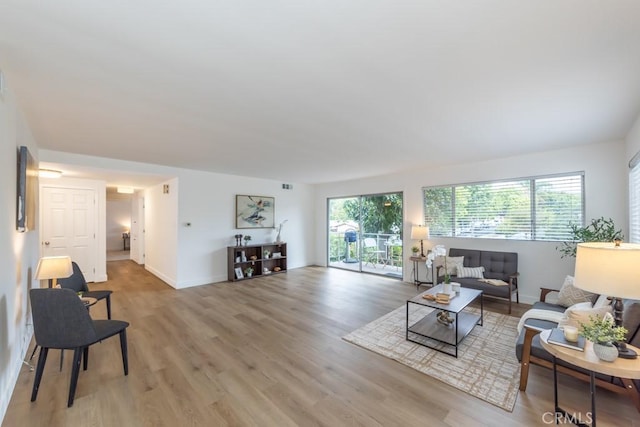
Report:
41,186,96,282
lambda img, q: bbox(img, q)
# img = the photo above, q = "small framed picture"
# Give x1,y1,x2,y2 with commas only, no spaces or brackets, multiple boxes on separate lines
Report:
234,267,244,279
272,252,282,258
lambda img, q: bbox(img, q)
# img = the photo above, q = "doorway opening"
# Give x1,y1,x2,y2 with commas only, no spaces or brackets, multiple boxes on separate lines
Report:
327,192,404,278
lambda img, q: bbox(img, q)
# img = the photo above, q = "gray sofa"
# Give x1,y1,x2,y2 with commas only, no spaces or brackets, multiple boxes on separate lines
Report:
440,248,519,313
516,288,640,412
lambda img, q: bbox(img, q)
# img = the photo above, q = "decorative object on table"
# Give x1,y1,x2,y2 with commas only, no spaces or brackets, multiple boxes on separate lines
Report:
411,246,420,256
275,219,288,243
249,255,257,261
234,267,244,279
273,266,281,272
436,310,454,325
244,266,254,278
243,235,252,246
426,245,449,284
272,252,282,258
579,313,627,362
547,327,585,352
263,250,270,259
241,251,247,262
556,217,623,258
234,234,243,246
574,240,640,359
236,195,275,229
35,256,73,288
410,225,429,257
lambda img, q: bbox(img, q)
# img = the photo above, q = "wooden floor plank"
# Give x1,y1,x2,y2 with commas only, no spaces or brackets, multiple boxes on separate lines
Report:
4,262,639,426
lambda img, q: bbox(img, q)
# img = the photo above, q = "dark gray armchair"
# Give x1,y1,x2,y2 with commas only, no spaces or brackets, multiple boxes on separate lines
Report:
58,261,113,319
29,288,129,407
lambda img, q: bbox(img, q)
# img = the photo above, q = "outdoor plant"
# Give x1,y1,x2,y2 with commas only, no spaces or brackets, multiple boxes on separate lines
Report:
579,314,627,345
556,217,623,258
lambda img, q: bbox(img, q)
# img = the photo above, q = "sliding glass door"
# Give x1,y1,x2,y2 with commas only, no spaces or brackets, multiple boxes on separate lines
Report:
327,192,403,278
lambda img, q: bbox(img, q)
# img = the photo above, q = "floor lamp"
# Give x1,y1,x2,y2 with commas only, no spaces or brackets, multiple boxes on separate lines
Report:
35,256,73,288
410,225,429,258
574,241,640,359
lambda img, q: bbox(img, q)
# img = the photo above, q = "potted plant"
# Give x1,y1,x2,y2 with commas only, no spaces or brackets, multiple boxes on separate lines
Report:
244,266,254,278
243,235,252,246
556,217,623,258
411,246,420,257
263,250,270,259
579,313,628,362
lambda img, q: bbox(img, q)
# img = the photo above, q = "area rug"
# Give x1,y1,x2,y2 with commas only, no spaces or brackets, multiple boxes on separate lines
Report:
342,305,521,411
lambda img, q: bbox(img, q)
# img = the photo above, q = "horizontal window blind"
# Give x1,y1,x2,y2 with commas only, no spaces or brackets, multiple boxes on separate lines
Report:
423,173,584,241
630,161,640,243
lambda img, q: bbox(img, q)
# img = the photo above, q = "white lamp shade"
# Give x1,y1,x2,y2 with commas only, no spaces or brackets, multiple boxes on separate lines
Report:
574,242,640,299
35,256,73,281
410,225,429,240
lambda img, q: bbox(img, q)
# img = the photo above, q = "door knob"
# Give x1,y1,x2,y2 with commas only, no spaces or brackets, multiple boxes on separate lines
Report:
44,241,50,245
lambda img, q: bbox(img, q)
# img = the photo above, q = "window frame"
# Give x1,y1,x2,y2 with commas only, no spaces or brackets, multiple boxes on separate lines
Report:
422,172,585,241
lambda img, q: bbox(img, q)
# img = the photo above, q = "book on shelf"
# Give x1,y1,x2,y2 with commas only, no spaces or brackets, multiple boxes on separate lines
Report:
548,328,585,352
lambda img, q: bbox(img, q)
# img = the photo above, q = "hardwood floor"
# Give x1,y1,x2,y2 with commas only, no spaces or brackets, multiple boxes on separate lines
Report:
4,262,638,426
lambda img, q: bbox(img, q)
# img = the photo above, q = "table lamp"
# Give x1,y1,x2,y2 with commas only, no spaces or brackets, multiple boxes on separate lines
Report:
410,225,429,257
574,241,640,359
35,256,73,288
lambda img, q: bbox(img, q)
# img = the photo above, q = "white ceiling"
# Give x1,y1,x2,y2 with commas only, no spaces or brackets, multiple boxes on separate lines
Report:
1,1,640,185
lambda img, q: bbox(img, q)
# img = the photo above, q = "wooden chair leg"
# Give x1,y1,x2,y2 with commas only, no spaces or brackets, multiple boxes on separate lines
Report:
68,348,83,407
519,327,538,391
31,347,49,402
119,329,129,376
620,378,640,412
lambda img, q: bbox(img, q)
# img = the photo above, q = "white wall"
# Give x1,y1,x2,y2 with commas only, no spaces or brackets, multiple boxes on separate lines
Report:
314,140,627,304
38,151,317,289
626,112,640,166
0,84,40,421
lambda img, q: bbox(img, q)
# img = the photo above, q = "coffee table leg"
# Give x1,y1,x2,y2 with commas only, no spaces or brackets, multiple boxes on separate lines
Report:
406,302,409,340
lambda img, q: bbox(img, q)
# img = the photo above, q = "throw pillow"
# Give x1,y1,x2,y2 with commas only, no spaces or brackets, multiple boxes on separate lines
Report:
556,275,597,307
563,305,613,329
457,265,485,279
434,256,464,276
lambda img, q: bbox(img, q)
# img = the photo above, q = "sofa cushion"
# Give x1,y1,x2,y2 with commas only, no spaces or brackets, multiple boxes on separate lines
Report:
434,256,464,276
556,275,597,307
623,299,640,347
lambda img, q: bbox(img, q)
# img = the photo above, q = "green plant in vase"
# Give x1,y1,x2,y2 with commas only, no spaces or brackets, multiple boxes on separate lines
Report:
244,266,254,277
579,313,627,362
243,235,252,246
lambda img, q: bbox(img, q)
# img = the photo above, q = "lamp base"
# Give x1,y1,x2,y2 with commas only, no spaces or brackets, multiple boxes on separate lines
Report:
615,341,638,359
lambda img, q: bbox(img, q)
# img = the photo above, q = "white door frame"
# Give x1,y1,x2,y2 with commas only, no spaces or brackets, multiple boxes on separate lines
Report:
39,177,107,282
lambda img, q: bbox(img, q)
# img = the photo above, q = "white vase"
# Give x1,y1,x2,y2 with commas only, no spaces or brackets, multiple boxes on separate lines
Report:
593,342,618,362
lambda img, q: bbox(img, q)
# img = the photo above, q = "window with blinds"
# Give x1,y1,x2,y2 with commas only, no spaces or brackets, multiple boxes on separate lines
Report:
630,155,640,243
423,173,584,241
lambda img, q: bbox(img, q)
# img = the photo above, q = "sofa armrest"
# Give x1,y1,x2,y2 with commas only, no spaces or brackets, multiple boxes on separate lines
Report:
539,287,559,302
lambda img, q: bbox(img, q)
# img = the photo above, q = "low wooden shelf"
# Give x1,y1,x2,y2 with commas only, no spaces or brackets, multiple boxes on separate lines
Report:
227,243,287,281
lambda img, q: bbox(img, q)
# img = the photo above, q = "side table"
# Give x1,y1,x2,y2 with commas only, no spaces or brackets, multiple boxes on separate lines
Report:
540,329,640,426
409,256,432,289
